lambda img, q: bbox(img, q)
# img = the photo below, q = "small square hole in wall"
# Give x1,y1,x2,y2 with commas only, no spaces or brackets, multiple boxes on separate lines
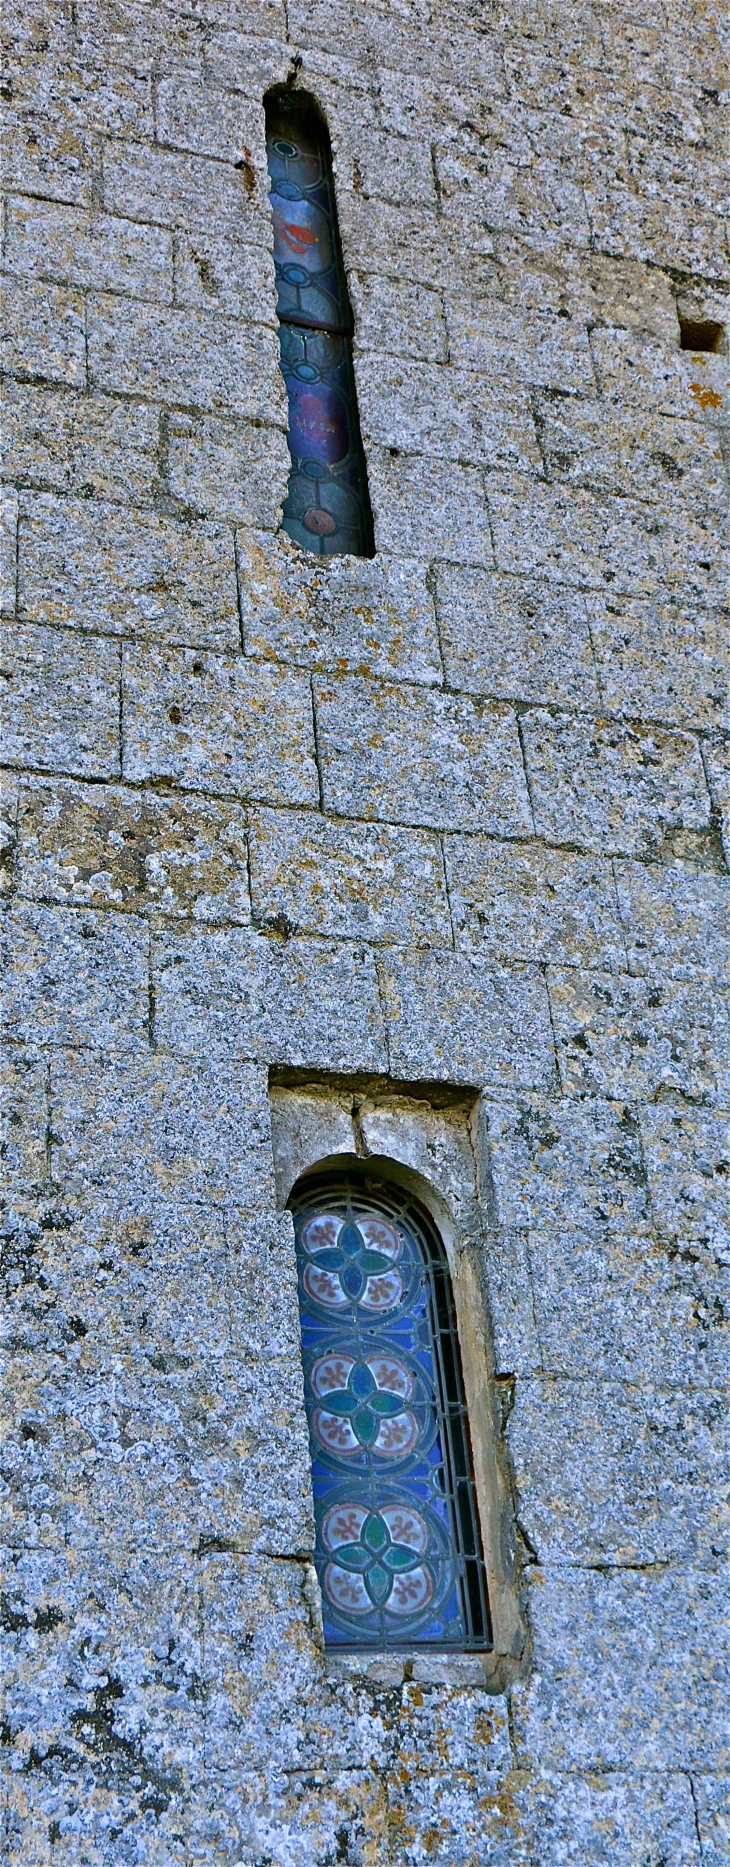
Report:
678,316,725,353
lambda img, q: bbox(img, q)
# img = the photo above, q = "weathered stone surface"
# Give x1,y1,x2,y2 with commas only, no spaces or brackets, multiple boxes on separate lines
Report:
122,646,319,805
349,271,448,362
639,1105,730,1256
18,495,240,649
692,1777,730,1867
5,195,174,301
487,475,666,597
239,531,442,685
514,1770,701,1866
379,950,556,1090
528,1225,730,1391
153,926,387,1072
249,806,451,946
1,382,161,504
704,741,730,868
485,1096,652,1237
101,138,273,240
367,447,493,563
585,590,730,733
3,0,728,1855
12,777,250,922
315,676,533,834
1,488,18,615
356,354,541,473
508,1376,729,1567
2,902,148,1052
87,292,286,419
445,837,625,971
614,859,730,981
1,622,120,778
1,276,86,386
434,564,599,708
512,1565,729,1771
520,710,712,858
548,967,730,1104
166,411,289,530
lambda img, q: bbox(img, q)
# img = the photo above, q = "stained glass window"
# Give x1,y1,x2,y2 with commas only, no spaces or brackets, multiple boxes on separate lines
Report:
265,91,374,558
291,1169,492,1651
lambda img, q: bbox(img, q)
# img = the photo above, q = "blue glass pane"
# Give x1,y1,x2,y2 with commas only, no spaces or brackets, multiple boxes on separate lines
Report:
278,326,371,555
293,1183,492,1650
266,96,374,560
267,104,347,333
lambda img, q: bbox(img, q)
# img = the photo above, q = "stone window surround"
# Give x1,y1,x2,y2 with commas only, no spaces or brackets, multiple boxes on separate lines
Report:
269,1069,526,1692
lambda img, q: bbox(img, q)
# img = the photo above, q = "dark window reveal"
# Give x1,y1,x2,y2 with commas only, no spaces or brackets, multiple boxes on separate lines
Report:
290,1168,492,1651
265,91,374,558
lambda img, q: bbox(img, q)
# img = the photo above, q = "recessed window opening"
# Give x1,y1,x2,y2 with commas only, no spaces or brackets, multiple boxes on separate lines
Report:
290,1164,492,1652
265,88,374,558
678,316,725,353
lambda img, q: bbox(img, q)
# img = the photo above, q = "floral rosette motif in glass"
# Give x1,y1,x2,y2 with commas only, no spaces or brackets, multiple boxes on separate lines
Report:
292,1175,491,1650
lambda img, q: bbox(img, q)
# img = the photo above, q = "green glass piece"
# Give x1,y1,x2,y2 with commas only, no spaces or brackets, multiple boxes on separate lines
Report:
383,1544,418,1573
366,1563,391,1605
334,1542,370,1573
363,1513,388,1553
353,1406,380,1446
368,1390,404,1417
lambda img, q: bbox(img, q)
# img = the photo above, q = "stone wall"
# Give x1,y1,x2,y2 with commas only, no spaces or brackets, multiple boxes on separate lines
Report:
2,0,728,1861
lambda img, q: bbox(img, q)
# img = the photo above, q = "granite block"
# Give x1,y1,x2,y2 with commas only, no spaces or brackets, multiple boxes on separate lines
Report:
379,949,556,1090
349,272,448,363
356,354,541,472
586,591,730,733
640,1104,730,1256
101,138,270,240
5,195,174,301
87,293,285,420
1,622,120,780
2,903,148,1052
1,276,86,387
166,412,289,530
315,676,532,834
520,710,712,858
367,448,493,564
508,1375,729,1566
434,565,599,708
445,837,626,971
487,475,666,597
528,1224,730,1390
14,777,250,923
2,382,161,504
122,646,318,806
153,926,388,1072
1,489,19,616
249,806,451,946
512,1564,729,1771
18,496,239,650
485,1096,652,1237
238,532,442,686
614,860,730,982
548,967,730,1103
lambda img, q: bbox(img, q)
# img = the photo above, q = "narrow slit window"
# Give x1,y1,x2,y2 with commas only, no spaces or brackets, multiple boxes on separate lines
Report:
291,1168,492,1651
265,89,374,558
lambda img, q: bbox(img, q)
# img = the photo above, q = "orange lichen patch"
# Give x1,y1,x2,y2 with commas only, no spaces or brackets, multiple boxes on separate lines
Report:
689,382,723,411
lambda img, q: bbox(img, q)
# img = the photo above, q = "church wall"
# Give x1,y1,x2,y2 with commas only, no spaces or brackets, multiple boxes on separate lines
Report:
2,1,728,1861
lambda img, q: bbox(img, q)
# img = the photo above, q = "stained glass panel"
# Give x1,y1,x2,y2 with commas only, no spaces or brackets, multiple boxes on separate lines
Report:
265,94,374,559
291,1172,492,1651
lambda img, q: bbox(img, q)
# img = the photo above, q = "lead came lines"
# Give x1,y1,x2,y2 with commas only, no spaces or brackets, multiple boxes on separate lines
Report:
292,1174,492,1650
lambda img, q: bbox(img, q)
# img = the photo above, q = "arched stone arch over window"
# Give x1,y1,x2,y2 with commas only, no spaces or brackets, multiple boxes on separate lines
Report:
290,1162,492,1651
265,87,374,558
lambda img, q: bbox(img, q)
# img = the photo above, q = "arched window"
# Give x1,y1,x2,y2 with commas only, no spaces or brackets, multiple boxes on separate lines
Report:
265,89,374,559
291,1166,492,1651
